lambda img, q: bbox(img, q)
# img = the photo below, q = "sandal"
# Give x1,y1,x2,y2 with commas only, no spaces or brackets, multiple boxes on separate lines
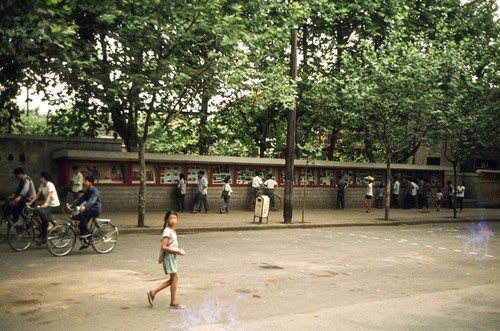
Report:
147,291,155,307
169,303,186,310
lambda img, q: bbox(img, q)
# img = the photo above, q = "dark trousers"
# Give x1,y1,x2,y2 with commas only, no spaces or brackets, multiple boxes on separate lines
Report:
177,194,185,212
193,193,208,212
37,206,61,238
391,194,399,208
76,210,98,235
336,192,345,210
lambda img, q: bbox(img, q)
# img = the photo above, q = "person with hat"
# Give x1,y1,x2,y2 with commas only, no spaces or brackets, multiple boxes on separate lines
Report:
71,175,101,249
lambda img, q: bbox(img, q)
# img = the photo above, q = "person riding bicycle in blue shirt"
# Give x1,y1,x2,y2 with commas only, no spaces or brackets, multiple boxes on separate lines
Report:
71,175,101,249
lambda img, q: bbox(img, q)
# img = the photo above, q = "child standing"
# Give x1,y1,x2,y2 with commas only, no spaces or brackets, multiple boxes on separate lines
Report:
147,211,186,310
220,176,233,214
435,189,444,211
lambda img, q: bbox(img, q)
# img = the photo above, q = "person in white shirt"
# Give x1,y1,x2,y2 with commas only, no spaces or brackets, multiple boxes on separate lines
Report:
263,173,279,210
364,177,374,213
219,176,233,213
456,181,465,212
176,173,187,212
251,171,264,196
28,171,61,243
391,176,400,208
62,165,84,201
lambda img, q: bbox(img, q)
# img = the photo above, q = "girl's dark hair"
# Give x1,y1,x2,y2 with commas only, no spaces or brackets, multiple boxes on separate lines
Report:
224,176,230,183
40,171,51,181
163,210,178,230
179,173,185,179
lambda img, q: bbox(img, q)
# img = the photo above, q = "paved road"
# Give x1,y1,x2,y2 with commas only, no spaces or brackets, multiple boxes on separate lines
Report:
0,222,498,330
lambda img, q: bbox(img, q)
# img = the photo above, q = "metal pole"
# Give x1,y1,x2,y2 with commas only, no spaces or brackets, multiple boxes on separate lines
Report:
284,28,298,224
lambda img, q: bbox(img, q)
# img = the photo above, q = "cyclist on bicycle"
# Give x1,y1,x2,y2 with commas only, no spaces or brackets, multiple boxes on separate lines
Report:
7,168,36,223
71,175,101,249
28,171,61,243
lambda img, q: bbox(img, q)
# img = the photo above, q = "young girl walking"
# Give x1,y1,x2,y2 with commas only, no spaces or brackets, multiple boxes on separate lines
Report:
147,211,186,309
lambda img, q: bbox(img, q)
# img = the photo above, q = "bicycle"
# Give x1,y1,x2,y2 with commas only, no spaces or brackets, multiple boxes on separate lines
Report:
7,204,45,252
46,206,119,257
0,202,15,243
245,189,282,212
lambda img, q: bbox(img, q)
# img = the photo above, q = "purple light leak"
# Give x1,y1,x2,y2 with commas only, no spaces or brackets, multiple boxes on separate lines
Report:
171,294,244,331
459,216,495,261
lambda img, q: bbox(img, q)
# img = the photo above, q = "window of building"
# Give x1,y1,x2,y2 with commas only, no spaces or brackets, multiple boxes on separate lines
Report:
427,157,441,166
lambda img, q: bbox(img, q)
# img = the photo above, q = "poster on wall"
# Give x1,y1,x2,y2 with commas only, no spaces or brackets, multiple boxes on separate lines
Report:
160,165,184,184
132,164,156,184
74,163,125,184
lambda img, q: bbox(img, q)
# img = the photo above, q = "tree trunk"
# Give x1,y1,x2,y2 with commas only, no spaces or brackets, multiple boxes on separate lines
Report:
385,156,392,221
137,141,146,227
198,89,210,155
453,162,457,219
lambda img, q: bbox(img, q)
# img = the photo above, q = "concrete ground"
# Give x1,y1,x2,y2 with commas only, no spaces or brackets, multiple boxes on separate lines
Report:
98,207,500,234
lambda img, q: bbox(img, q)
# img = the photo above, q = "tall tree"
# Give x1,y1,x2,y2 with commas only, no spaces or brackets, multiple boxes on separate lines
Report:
53,0,248,226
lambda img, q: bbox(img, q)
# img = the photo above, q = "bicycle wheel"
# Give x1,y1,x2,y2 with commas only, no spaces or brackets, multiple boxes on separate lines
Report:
246,195,256,211
0,215,12,243
91,223,118,253
46,224,76,257
273,195,282,211
8,220,34,252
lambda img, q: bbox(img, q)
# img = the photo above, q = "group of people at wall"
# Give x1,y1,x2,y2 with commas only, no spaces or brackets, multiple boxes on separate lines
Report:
5,166,101,248
174,170,278,214
336,176,466,214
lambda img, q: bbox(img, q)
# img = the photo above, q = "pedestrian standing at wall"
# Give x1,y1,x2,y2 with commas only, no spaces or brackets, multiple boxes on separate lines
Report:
220,176,233,214
375,183,385,209
421,178,432,213
410,179,419,209
264,173,279,211
435,189,444,211
147,211,186,310
335,175,348,210
391,176,400,208
176,173,186,213
403,178,413,209
251,171,263,196
447,180,454,209
417,177,424,208
61,165,83,201
192,171,208,213
456,181,465,212
364,176,374,213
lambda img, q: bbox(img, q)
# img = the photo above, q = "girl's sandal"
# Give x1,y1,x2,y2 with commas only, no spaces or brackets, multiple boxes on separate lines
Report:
169,303,186,310
147,291,155,307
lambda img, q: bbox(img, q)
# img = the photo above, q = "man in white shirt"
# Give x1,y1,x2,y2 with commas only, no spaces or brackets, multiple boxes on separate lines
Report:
263,173,278,210
62,165,84,201
391,176,400,208
251,171,263,196
28,171,61,243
